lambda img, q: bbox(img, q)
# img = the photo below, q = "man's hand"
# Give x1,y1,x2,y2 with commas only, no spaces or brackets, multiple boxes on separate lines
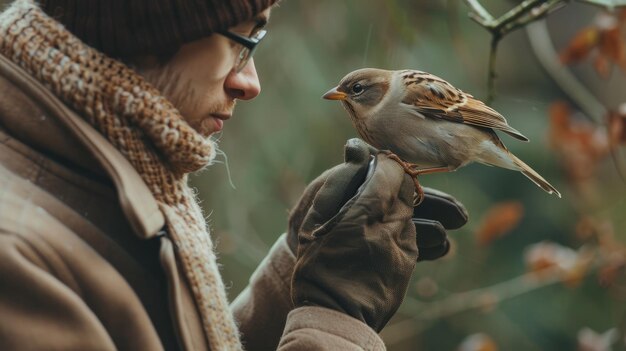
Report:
289,138,417,332
287,140,468,262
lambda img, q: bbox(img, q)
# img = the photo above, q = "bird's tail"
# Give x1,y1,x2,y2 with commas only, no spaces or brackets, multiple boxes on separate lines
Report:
510,153,561,198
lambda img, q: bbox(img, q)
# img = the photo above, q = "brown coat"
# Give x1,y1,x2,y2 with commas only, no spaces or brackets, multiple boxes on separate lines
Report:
0,54,385,350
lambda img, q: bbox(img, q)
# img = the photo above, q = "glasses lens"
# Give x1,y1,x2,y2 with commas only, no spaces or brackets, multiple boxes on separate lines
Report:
235,47,250,72
232,29,266,73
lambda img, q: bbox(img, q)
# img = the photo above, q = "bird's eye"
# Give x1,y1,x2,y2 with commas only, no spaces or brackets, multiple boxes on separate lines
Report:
352,83,364,95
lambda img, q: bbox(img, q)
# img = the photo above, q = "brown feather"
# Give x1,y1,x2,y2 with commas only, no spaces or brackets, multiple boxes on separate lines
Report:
400,70,529,142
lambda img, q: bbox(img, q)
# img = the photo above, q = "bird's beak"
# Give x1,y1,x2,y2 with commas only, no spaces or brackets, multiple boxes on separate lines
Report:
322,86,348,101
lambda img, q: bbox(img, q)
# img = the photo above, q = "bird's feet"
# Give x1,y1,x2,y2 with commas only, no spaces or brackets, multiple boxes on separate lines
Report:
381,151,426,206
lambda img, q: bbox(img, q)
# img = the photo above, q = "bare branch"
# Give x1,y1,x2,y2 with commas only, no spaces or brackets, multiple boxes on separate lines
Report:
463,0,568,99
382,268,564,345
500,0,566,36
487,36,500,103
465,0,626,98
463,0,495,25
495,0,548,32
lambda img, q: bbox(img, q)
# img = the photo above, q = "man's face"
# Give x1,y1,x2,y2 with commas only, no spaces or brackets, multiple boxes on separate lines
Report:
138,9,271,137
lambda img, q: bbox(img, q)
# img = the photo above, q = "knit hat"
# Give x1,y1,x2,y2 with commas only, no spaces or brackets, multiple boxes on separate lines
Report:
38,0,278,59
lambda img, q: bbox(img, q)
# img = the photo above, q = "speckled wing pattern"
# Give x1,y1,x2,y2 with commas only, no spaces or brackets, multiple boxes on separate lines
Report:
399,70,529,142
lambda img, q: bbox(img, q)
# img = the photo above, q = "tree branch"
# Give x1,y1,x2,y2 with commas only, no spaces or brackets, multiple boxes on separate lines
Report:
464,0,495,26
495,0,548,32
465,0,626,99
463,0,568,101
383,253,603,346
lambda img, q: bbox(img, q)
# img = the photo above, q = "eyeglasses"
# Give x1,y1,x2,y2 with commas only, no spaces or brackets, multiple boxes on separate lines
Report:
218,29,267,73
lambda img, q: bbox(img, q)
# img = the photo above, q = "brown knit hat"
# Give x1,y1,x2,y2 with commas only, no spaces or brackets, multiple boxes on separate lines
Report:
39,0,278,59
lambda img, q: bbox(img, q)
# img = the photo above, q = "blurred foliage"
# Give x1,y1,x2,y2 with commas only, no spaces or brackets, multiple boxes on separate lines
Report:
193,1,626,350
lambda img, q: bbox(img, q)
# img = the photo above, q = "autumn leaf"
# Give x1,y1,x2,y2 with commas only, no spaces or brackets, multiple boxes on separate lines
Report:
597,253,625,287
562,247,594,287
608,104,626,145
560,27,599,64
593,54,611,78
524,241,572,274
475,201,524,246
524,241,593,287
561,13,626,78
597,24,626,72
548,101,576,150
548,101,610,182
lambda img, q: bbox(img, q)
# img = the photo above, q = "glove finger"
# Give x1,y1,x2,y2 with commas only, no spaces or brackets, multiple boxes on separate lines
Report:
299,140,373,235
355,154,415,211
417,240,450,262
413,187,468,230
412,218,447,248
344,138,376,164
288,170,333,252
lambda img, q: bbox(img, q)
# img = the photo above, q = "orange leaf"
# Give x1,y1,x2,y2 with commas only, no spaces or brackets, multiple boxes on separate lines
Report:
548,101,581,147
598,26,625,64
548,101,611,182
475,201,524,246
593,54,611,78
608,105,626,145
524,241,582,284
525,241,561,274
598,254,625,287
560,27,599,64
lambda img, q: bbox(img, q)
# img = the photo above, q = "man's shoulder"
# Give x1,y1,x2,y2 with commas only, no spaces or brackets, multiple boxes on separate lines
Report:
0,168,79,245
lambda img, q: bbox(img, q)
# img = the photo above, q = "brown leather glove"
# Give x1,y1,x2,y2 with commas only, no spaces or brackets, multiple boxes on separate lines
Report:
287,142,469,262
289,138,418,332
413,187,468,261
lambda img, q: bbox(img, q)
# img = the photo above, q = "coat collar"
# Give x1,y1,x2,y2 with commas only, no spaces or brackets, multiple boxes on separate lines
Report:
0,54,164,239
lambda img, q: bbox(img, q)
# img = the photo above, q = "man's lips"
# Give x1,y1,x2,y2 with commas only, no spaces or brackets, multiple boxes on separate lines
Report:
200,113,231,135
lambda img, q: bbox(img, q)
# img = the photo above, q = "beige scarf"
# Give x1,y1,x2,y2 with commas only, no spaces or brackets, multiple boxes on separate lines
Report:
0,1,242,350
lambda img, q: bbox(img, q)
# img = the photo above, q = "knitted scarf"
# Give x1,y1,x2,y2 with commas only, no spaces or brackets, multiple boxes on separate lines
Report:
0,1,242,350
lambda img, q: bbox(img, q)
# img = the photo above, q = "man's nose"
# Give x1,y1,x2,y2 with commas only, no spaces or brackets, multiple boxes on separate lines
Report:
224,59,261,100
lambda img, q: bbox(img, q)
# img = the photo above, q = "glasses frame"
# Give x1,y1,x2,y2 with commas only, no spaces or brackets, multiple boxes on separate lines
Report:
219,29,267,73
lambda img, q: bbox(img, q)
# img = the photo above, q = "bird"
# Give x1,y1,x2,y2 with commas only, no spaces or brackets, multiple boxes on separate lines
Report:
322,68,561,203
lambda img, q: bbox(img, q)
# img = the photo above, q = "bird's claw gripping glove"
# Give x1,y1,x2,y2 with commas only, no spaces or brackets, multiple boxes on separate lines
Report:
287,139,469,262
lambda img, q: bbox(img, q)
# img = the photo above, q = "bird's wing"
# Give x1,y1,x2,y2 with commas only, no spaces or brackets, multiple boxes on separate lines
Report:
400,71,528,141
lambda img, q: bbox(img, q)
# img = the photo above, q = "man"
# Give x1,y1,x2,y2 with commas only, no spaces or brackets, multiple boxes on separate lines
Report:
0,0,467,350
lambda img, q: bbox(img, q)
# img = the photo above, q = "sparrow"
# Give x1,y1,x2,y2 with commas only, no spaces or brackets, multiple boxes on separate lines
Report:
322,68,561,203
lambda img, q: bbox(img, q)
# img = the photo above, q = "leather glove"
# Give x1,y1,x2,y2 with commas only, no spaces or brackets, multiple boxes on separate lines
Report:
413,187,468,261
289,138,418,332
287,141,468,262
